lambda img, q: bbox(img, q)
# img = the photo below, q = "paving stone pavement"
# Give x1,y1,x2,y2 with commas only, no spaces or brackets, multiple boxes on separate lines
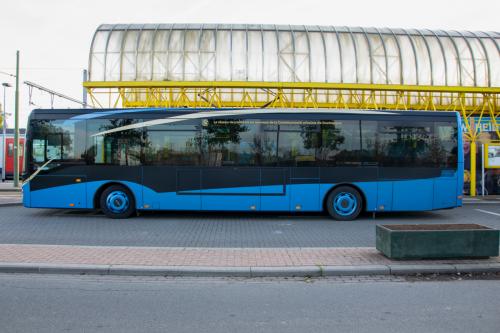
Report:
0,203,499,248
0,244,498,267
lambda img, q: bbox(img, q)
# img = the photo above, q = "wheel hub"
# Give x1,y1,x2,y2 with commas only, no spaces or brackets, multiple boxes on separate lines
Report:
333,192,357,216
106,191,130,214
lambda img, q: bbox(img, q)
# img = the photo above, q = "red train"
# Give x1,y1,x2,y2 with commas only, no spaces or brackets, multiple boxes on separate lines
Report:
1,129,26,181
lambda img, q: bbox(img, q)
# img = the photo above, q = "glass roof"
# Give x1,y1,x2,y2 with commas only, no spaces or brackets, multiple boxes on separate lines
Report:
89,24,500,87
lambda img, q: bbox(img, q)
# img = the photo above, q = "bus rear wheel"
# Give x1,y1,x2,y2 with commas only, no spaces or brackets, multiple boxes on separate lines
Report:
100,185,136,219
326,186,363,221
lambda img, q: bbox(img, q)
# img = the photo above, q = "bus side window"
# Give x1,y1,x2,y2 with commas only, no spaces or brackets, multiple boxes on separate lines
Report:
46,133,63,160
320,120,362,166
30,119,79,162
277,124,320,167
86,119,142,166
144,127,201,166
377,122,434,167
434,123,458,168
202,120,260,167
361,121,378,165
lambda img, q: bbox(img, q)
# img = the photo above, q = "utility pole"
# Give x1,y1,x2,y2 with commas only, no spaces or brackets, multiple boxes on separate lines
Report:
13,51,20,188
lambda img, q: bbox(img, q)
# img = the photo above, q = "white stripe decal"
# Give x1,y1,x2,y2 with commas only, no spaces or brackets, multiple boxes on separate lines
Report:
23,158,55,185
91,109,394,137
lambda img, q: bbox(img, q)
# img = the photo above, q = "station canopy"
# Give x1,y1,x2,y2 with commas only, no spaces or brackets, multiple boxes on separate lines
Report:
89,24,500,87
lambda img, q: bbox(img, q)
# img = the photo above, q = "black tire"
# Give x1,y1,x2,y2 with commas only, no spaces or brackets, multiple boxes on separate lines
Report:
100,185,136,219
326,186,363,221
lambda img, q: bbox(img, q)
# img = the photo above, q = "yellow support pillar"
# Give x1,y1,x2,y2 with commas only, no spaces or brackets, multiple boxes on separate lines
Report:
470,140,476,197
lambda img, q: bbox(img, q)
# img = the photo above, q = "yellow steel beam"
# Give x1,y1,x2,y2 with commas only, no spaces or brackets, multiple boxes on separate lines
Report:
470,141,477,197
86,89,499,113
83,80,500,94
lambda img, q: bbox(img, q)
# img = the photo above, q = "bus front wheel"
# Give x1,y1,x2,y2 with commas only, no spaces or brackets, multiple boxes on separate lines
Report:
100,185,136,219
326,186,363,221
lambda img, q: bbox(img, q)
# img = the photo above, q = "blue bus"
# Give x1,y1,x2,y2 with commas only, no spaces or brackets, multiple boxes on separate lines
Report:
23,108,463,220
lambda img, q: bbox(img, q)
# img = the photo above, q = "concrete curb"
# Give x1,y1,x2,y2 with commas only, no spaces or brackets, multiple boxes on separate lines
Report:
0,202,22,207
0,262,499,277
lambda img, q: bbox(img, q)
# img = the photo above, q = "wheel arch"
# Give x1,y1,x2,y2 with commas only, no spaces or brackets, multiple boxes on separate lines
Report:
322,183,367,213
93,182,136,210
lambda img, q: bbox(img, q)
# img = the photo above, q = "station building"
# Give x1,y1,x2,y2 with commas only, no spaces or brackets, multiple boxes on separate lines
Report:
83,24,500,195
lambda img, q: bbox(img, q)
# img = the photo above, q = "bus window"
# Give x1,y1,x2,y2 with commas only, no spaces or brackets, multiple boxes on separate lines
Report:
260,124,278,166
8,143,13,157
30,119,81,162
202,119,260,167
144,123,201,166
32,139,45,162
87,119,142,166
434,123,458,168
361,121,378,165
377,122,434,167
320,120,362,166
277,124,319,167
46,133,64,160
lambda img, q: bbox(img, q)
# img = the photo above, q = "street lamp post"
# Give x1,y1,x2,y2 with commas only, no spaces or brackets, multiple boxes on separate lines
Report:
13,50,20,188
1,82,11,182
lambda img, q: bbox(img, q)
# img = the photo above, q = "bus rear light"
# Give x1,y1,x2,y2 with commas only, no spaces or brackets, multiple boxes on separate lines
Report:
69,203,75,207
75,178,82,183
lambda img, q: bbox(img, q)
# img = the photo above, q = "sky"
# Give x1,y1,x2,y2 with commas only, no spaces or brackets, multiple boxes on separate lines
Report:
0,0,498,128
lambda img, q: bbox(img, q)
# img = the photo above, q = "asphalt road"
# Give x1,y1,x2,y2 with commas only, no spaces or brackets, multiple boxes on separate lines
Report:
0,203,498,248
0,273,499,333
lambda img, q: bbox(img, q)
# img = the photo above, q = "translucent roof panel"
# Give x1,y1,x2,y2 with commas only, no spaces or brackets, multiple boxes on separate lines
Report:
88,24,500,87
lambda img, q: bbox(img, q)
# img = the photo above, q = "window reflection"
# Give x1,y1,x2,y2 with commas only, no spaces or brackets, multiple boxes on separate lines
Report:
201,119,259,166
434,123,458,168
320,121,361,166
277,124,319,166
30,120,82,162
144,123,201,166
87,119,142,166
377,122,434,167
